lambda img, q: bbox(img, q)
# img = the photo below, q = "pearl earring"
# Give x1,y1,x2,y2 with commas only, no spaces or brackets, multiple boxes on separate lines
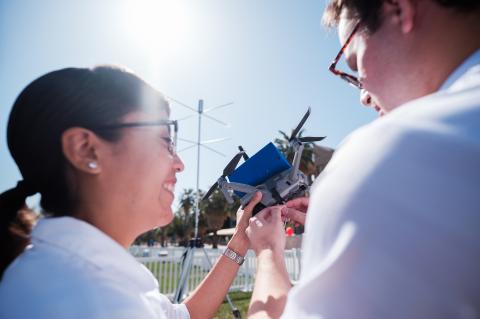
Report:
88,162,98,169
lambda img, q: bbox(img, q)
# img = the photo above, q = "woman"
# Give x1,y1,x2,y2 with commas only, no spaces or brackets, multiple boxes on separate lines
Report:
0,66,262,319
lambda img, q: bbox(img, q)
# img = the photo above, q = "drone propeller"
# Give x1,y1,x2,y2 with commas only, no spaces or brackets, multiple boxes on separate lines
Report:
288,107,326,144
290,107,311,142
203,181,218,201
203,150,246,201
223,151,245,176
238,146,249,160
298,136,326,143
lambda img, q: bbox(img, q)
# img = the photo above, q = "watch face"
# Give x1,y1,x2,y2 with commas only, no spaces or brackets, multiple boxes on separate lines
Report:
224,248,244,265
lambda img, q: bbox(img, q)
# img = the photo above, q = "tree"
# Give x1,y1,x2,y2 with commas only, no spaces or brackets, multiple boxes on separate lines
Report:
179,188,196,218
173,188,210,245
274,129,318,182
203,189,230,248
133,188,204,247
133,227,161,246
176,188,198,243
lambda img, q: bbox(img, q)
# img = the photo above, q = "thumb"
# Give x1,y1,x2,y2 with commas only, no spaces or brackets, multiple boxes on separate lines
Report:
243,191,263,213
270,206,283,222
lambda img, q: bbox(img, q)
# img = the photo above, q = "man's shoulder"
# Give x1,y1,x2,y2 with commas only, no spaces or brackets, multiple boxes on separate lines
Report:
315,86,480,205
343,85,480,156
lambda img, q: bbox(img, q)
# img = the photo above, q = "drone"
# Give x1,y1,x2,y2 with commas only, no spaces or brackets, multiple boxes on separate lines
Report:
202,107,325,214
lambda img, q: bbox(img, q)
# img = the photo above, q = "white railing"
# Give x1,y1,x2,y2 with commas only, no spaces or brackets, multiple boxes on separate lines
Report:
132,246,302,299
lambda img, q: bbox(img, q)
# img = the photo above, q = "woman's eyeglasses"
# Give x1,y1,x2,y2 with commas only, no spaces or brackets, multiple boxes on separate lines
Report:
329,22,363,89
92,120,178,156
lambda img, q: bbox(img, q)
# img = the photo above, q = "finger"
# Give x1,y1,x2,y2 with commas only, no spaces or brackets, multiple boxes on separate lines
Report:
282,207,306,225
245,225,253,239
281,207,306,226
254,206,273,223
243,191,263,214
249,216,263,228
269,206,283,223
286,197,309,211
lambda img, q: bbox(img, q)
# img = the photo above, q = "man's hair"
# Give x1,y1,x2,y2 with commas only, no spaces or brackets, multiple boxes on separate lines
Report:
323,0,480,32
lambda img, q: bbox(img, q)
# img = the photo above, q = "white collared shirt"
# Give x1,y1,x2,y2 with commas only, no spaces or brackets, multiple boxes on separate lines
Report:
282,50,480,318
0,217,190,319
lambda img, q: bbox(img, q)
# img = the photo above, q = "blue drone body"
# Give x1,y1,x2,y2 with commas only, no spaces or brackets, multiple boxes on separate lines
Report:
202,107,325,214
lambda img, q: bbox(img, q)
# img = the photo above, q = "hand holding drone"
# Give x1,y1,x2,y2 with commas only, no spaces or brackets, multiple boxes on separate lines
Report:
202,107,325,215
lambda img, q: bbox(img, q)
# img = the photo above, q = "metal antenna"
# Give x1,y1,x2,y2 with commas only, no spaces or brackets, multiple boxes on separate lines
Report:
168,98,241,317
167,97,233,239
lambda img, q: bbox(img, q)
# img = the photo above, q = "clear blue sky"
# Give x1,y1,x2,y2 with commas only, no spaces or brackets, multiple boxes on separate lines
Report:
0,0,376,210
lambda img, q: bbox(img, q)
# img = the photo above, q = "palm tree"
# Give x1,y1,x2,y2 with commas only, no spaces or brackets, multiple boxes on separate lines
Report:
177,188,201,241
168,214,188,246
179,188,196,218
202,189,230,248
274,129,318,182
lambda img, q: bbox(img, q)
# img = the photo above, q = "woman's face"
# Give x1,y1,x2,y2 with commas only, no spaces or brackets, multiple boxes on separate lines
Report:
101,109,184,231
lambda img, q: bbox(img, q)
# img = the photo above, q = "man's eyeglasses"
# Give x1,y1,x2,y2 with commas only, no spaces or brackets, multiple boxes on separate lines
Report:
92,120,178,156
329,22,363,89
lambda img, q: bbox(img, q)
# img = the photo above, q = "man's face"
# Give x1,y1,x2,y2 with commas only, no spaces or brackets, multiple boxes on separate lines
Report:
337,8,425,115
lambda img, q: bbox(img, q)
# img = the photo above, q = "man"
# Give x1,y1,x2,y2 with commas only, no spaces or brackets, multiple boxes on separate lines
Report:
246,0,480,318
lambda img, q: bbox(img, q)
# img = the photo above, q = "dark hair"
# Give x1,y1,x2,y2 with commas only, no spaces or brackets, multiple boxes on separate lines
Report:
0,66,169,277
322,0,480,32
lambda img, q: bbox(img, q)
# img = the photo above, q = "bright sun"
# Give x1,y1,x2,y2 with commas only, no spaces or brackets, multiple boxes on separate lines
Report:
123,0,191,59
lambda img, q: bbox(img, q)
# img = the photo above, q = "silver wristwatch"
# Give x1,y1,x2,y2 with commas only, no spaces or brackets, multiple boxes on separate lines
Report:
223,247,245,265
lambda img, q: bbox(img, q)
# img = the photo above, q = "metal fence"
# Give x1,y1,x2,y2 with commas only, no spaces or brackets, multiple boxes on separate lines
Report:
131,246,302,299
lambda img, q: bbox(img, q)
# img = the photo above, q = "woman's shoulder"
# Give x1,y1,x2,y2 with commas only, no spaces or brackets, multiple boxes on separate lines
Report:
0,245,158,319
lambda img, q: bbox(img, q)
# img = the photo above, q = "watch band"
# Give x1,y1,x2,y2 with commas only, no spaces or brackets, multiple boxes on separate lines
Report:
223,247,245,266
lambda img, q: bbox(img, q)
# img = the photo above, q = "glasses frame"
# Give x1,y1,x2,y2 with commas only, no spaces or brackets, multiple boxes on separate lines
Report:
329,22,363,89
92,120,178,155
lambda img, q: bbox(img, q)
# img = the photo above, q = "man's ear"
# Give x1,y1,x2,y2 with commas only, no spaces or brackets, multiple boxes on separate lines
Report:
61,127,102,174
385,0,415,34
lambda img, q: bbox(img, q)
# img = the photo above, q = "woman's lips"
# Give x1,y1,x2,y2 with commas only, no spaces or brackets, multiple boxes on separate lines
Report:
162,179,177,193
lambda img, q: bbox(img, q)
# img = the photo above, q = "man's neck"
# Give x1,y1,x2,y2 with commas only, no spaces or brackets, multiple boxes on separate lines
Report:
419,6,480,93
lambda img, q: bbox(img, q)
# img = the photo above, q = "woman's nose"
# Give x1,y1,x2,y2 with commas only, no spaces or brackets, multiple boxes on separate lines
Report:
173,154,185,172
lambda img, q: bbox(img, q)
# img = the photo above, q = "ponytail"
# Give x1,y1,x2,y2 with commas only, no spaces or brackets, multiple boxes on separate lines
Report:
0,181,37,279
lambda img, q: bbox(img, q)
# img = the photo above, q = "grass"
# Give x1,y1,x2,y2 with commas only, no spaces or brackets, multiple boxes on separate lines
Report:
214,291,252,319
143,261,253,318
144,261,206,292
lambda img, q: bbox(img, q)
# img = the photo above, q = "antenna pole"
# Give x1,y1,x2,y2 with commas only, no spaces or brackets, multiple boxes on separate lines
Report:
167,96,233,239
194,100,203,239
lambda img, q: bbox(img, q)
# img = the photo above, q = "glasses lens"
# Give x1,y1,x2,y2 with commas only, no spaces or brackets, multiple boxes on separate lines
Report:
91,120,178,154
169,122,177,155
341,73,362,89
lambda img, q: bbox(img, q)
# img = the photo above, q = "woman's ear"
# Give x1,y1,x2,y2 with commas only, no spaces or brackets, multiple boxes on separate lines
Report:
385,0,416,34
61,128,102,174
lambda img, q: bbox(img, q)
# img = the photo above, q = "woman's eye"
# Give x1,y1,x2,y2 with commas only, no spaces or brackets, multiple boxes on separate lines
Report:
160,136,172,144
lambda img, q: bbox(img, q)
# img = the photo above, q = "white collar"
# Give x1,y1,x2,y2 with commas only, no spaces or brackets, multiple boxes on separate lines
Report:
31,216,157,290
439,49,480,92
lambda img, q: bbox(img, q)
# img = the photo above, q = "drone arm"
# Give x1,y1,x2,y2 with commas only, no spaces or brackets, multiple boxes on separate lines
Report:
214,179,234,204
220,187,234,204
227,182,258,194
289,143,304,181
